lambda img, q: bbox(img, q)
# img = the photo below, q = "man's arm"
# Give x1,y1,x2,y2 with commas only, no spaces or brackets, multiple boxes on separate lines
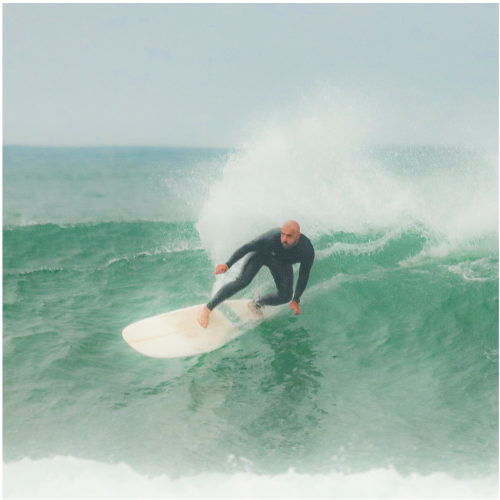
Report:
225,229,278,269
214,235,266,275
225,242,256,269
292,266,312,303
291,248,315,305
289,266,312,315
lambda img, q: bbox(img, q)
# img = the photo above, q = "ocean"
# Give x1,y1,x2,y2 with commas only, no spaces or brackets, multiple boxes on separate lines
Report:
3,133,498,497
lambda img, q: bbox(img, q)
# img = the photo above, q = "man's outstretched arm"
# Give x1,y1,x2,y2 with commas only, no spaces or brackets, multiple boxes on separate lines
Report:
224,229,277,269
213,238,262,274
225,242,255,269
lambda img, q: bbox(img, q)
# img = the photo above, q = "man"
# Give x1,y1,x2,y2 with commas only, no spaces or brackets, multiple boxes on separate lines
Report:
197,220,315,328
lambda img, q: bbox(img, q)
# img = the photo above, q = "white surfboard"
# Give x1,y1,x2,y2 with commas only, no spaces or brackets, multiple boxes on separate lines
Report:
122,299,261,359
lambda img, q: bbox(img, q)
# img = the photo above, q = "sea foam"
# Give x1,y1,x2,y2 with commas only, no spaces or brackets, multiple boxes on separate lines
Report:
196,85,498,264
3,456,498,499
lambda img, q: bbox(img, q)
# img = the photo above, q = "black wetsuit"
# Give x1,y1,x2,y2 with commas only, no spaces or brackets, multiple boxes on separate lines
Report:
207,228,315,311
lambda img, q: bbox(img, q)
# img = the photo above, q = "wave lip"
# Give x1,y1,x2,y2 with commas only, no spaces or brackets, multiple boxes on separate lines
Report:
3,456,498,499
196,86,498,265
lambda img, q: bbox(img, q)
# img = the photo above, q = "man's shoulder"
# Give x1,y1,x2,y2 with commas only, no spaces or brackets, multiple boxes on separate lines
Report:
260,227,281,240
249,227,280,246
299,233,314,250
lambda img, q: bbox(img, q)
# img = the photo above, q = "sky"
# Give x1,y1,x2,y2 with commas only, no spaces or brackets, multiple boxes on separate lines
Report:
3,3,499,148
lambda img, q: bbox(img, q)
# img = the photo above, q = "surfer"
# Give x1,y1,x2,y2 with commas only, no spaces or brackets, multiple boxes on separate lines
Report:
197,220,315,328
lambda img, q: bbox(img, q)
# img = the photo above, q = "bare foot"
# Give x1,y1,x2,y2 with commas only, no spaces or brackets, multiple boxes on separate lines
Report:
197,306,211,328
248,300,263,317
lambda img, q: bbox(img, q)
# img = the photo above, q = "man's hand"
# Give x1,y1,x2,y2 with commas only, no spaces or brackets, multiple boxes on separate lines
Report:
214,264,229,275
290,301,301,315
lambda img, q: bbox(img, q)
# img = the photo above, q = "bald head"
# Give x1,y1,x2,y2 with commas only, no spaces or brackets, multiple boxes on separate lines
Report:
281,220,301,248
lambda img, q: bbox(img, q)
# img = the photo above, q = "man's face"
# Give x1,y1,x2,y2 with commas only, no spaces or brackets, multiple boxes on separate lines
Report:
281,226,300,248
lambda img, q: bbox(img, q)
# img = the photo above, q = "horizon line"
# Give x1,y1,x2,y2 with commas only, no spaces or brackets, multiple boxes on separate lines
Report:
3,143,235,150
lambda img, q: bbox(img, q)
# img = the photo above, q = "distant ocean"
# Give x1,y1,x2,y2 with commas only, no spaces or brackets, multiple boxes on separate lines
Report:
3,137,498,498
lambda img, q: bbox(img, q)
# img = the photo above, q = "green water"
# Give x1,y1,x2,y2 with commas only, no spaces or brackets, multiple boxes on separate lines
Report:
3,146,498,494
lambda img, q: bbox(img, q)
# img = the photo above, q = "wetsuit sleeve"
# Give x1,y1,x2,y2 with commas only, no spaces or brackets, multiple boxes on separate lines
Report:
225,230,275,269
292,248,315,304
225,243,256,269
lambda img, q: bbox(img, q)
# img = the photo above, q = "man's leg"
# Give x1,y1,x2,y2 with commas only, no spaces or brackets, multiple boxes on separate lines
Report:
198,253,264,327
254,262,293,308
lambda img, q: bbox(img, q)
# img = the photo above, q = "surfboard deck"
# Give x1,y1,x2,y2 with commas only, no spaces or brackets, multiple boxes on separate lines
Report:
122,299,260,359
